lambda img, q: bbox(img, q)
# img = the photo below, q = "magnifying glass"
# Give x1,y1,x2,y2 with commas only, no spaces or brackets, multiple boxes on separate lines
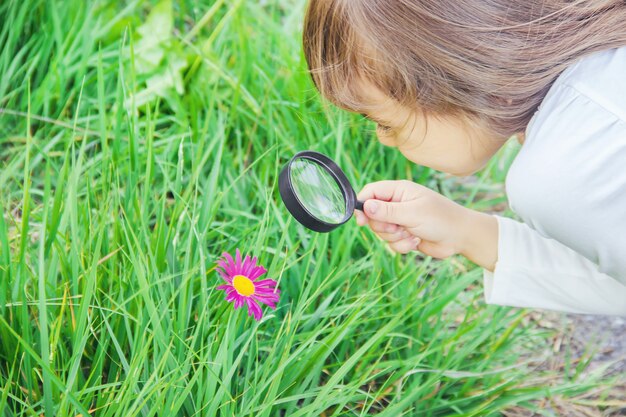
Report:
279,150,364,233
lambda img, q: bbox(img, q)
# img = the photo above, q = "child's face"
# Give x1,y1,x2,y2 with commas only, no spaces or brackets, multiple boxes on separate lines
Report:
357,83,508,176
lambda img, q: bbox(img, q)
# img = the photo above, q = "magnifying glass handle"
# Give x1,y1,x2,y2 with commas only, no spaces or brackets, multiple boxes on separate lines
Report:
355,200,365,211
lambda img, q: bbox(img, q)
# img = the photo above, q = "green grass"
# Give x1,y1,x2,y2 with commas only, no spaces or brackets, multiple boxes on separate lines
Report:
0,0,616,416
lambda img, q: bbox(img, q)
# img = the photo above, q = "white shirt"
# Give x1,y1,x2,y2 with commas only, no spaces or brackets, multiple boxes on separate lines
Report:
483,46,626,316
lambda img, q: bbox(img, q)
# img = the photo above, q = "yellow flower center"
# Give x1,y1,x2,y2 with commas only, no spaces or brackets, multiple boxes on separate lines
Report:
233,275,255,296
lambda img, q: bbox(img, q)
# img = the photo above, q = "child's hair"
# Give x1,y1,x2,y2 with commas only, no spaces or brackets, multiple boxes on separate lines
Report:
303,0,626,138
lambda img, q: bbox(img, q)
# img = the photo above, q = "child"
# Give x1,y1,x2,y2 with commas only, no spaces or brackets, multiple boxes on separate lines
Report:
302,0,626,315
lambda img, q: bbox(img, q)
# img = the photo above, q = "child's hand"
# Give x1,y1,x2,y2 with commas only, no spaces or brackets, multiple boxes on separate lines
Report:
354,180,498,270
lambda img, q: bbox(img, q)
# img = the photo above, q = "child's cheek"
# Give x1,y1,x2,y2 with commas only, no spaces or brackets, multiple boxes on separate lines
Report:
376,128,397,147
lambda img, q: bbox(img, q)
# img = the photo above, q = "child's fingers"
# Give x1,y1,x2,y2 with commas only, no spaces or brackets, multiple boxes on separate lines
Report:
354,212,418,249
368,220,399,234
354,210,368,226
357,180,407,202
389,237,421,254
375,229,410,244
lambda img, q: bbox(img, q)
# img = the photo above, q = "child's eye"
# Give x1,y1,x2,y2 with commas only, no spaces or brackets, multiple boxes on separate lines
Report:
377,124,393,133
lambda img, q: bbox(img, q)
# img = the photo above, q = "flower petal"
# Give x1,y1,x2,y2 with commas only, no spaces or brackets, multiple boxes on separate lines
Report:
216,268,228,281
254,288,280,298
246,298,263,321
241,255,254,277
252,294,277,309
249,257,261,277
235,249,243,269
250,256,259,270
256,287,280,296
216,259,229,271
254,287,280,297
254,278,277,285
256,292,280,302
249,266,267,281
226,291,240,303
222,252,235,265
223,251,235,266
216,284,232,291
254,278,278,289
234,296,246,310
217,261,235,279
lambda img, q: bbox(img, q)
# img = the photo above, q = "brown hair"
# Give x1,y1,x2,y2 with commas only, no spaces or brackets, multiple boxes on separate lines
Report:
303,0,626,138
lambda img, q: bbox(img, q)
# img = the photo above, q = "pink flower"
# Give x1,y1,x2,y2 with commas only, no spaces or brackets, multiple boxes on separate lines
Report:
215,249,280,321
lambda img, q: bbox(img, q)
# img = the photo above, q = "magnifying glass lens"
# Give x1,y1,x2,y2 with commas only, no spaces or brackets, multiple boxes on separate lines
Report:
279,150,364,233
289,158,346,223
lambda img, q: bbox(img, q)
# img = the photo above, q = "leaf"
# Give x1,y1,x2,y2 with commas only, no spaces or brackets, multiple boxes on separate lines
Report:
137,0,172,43
127,0,190,108
134,0,173,74
133,50,187,107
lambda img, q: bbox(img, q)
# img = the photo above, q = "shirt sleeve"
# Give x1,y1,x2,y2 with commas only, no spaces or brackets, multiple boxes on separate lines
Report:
483,216,626,316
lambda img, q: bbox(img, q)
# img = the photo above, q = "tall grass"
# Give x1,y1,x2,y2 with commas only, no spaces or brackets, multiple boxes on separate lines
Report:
0,0,613,415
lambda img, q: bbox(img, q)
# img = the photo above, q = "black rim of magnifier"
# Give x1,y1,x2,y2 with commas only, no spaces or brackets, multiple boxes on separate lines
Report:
279,151,358,233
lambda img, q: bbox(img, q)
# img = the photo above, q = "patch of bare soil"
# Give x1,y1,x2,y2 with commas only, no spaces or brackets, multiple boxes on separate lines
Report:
505,313,626,417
